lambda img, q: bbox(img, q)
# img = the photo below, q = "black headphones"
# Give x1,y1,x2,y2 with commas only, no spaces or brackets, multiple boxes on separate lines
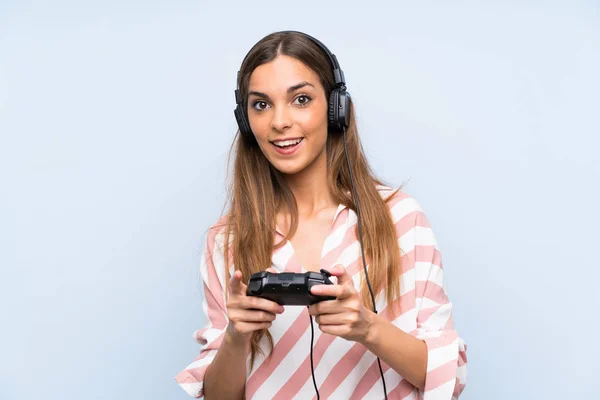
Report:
234,30,351,139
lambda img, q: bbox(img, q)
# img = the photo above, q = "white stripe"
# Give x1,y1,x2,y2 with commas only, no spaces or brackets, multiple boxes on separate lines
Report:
362,366,402,399
178,381,203,398
415,261,433,282
322,219,356,256
423,378,456,399
212,230,227,294
293,335,357,399
272,240,294,270
186,352,216,370
402,390,417,400
252,320,316,399
419,297,441,310
400,268,416,296
334,349,377,398
423,302,452,330
390,196,423,223
246,304,307,377
416,329,444,340
391,306,418,330
456,364,467,383
400,226,438,253
426,339,458,372
420,262,444,291
337,240,361,266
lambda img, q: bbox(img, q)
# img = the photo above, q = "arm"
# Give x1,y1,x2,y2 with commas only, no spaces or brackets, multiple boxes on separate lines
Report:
175,230,232,398
362,313,428,389
356,211,468,397
175,229,283,399
309,198,467,399
385,207,468,399
203,329,248,400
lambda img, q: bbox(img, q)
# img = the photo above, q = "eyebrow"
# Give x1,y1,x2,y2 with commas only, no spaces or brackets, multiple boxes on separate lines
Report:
248,81,315,101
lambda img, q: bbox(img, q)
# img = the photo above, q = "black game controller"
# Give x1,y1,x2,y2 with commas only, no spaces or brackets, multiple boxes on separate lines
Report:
246,269,336,305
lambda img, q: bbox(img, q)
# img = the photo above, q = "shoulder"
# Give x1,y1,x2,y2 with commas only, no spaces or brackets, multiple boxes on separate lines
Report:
377,185,431,236
203,214,232,253
376,184,423,212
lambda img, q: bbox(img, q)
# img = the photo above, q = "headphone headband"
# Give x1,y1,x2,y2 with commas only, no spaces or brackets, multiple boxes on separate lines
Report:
236,30,346,90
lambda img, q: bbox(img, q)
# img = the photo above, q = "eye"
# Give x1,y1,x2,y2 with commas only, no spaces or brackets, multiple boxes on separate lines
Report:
293,95,312,107
252,101,270,111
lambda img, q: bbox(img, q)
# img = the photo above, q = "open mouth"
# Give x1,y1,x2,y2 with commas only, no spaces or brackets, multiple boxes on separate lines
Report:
270,138,304,155
271,138,304,148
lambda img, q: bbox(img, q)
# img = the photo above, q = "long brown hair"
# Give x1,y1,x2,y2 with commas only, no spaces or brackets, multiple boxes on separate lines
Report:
218,31,403,367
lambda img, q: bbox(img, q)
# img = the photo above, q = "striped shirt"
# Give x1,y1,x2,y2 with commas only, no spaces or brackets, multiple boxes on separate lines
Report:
175,187,468,399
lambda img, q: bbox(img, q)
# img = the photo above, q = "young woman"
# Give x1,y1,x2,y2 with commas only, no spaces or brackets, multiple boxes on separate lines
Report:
176,30,467,399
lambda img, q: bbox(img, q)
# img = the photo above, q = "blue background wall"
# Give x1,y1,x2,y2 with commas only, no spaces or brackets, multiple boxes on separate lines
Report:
1,1,598,398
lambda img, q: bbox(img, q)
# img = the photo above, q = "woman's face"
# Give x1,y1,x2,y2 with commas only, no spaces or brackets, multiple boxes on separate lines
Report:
246,55,329,176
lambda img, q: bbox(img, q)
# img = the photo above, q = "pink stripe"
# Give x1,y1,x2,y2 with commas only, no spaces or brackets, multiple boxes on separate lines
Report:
454,381,466,397
244,308,310,398
175,364,209,385
351,361,416,400
202,281,228,331
423,359,460,392
254,209,359,398
271,234,391,398
348,358,390,400
422,330,458,351
313,292,417,399
271,245,438,398
270,333,337,400
385,188,409,207
387,378,416,399
314,343,374,399
395,210,431,237
283,242,304,272
205,226,226,312
320,209,353,269
304,290,417,398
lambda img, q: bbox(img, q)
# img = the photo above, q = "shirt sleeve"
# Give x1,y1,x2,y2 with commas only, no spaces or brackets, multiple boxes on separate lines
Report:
175,227,229,398
410,207,468,399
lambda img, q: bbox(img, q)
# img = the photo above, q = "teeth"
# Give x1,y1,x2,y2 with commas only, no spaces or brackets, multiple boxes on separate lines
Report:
273,138,302,147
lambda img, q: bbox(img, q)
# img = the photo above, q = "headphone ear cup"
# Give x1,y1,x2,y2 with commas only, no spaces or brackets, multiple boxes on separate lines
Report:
328,88,341,131
234,104,253,138
328,88,351,131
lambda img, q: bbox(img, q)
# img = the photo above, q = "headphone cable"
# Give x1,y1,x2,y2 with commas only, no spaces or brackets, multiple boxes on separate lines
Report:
307,127,388,400
308,308,320,399
342,126,388,399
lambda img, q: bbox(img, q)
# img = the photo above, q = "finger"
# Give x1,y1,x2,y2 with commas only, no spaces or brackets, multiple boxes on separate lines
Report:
229,270,247,296
326,264,353,285
315,313,345,326
317,324,348,337
308,299,343,316
233,321,273,334
310,283,353,299
230,308,277,323
241,295,285,314
266,267,277,273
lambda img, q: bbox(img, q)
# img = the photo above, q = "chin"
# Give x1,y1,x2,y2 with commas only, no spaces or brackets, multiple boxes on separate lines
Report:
272,162,305,176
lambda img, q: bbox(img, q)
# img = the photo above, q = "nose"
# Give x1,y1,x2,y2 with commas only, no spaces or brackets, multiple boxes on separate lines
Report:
271,105,292,132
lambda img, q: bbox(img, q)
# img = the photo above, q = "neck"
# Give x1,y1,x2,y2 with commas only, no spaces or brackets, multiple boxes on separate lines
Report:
281,149,336,218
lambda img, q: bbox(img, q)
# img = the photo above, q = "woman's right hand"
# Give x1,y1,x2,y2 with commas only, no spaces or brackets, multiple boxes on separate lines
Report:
226,269,284,342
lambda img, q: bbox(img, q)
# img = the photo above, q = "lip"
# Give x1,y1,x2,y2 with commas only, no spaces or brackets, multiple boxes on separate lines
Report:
271,138,303,155
270,137,303,144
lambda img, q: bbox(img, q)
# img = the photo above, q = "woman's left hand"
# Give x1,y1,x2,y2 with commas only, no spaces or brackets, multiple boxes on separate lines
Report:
308,264,376,343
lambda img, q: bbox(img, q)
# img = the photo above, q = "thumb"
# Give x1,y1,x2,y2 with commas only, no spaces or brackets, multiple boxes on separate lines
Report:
266,267,278,273
229,270,247,295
